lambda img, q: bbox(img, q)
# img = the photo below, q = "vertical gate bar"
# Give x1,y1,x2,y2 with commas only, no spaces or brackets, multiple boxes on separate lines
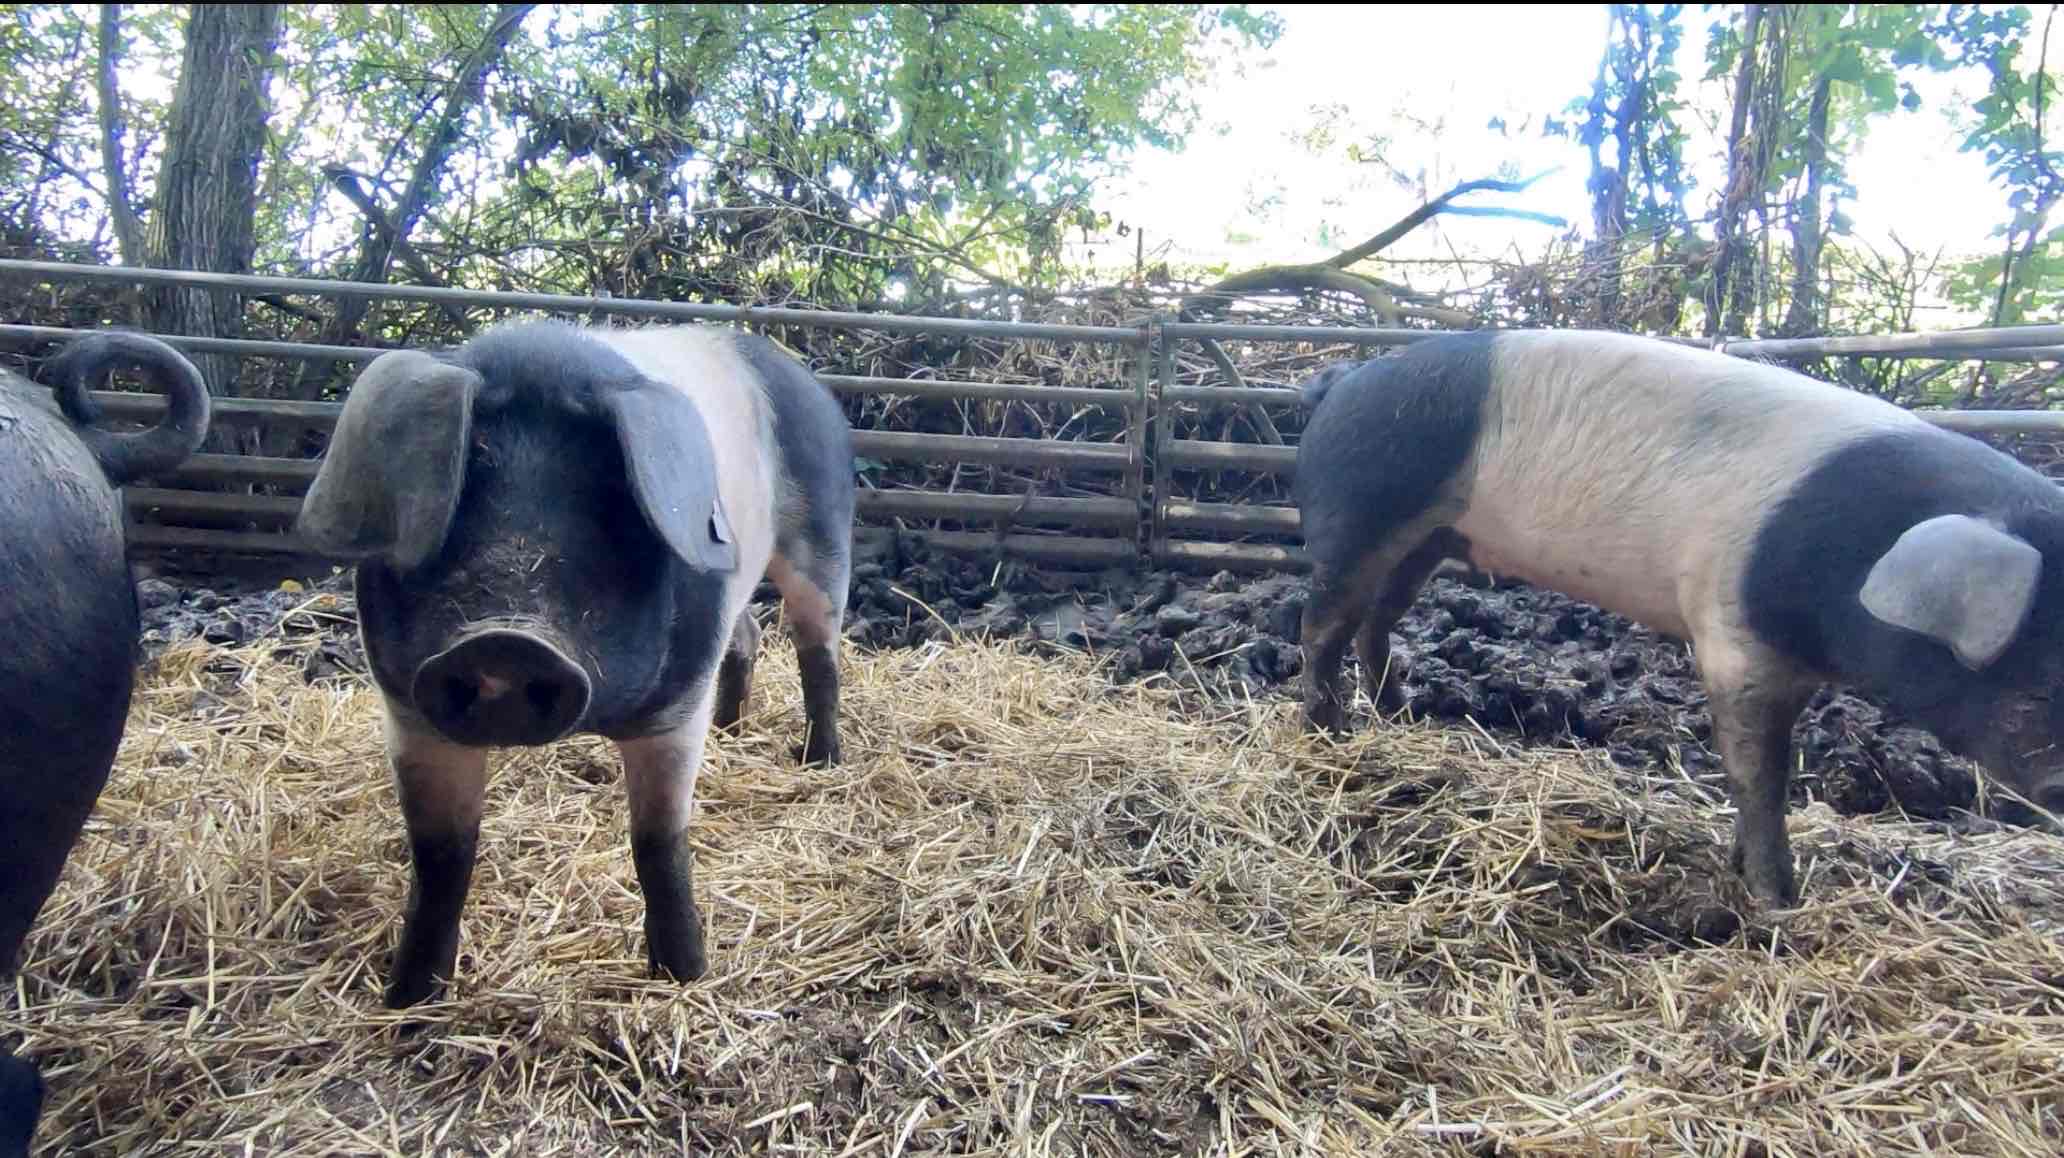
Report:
1152,314,1178,566
1129,322,1153,563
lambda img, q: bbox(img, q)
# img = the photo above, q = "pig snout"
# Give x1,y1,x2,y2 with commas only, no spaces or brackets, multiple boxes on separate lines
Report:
411,628,591,748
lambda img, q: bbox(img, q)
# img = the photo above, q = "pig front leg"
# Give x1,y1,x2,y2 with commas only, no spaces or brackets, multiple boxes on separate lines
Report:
617,703,717,983
382,704,490,1008
1695,639,1814,909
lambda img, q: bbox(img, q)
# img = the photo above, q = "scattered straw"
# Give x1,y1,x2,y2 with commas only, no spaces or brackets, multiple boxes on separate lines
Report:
7,612,2064,1154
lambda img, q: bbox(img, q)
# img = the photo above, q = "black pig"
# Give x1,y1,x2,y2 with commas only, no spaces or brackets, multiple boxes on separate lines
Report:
1,332,211,1157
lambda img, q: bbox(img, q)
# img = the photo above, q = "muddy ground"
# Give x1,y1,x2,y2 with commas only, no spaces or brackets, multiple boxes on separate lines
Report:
134,530,2044,834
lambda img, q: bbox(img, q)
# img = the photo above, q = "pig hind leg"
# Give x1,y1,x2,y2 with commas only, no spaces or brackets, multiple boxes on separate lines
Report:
0,714,123,977
1302,519,1458,735
711,607,763,733
0,704,122,1158
1353,528,1466,715
769,541,850,768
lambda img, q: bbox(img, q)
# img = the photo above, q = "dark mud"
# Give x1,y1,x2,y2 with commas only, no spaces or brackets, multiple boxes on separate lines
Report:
133,531,2036,832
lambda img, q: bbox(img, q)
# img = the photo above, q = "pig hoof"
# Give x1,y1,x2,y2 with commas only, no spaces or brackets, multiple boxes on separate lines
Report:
0,1052,44,1157
645,908,708,983
1375,681,1410,716
1302,701,1348,738
647,942,708,984
796,736,842,768
383,973,442,1010
1728,844,1800,909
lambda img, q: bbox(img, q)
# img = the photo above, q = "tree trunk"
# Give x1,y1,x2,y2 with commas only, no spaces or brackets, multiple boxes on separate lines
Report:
144,1,282,416
1707,3,1764,339
96,5,147,268
1781,73,1832,338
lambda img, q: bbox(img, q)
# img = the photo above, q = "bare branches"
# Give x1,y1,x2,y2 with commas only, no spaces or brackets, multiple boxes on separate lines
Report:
1322,169,1565,271
1178,169,1563,332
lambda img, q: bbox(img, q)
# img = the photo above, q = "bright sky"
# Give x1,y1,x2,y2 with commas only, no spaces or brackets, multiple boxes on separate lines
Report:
1080,4,2009,299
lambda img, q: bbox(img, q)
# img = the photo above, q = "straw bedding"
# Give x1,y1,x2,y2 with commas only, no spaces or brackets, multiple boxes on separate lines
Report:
6,594,2063,1155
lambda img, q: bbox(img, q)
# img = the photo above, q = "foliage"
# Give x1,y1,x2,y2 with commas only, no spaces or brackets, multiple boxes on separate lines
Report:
0,3,1281,317
1566,3,1693,240
1929,3,2062,324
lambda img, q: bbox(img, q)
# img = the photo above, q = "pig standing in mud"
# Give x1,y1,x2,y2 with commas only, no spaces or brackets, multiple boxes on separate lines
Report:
1296,329,2064,909
296,319,854,1008
1,333,212,1158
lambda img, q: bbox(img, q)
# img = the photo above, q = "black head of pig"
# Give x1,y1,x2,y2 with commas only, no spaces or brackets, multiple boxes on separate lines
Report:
1851,510,2064,815
298,322,741,748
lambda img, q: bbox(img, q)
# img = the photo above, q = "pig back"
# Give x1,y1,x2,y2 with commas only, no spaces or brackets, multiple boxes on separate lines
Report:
1453,331,1924,639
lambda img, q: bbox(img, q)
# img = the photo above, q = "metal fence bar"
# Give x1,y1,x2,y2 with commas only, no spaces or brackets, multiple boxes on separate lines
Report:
123,483,1140,533
1162,439,1297,476
4,324,1138,412
71,380,1132,428
149,431,1133,490
1161,322,1445,345
1720,326,2064,359
1160,539,1308,573
858,490,1137,529
1914,410,2064,434
1162,383,1303,408
1161,501,1300,536
0,259,1145,345
124,520,1155,568
0,323,382,363
822,375,1128,408
165,454,317,487
126,487,301,523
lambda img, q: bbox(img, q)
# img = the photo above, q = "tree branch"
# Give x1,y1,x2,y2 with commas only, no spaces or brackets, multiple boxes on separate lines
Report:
324,165,459,293
383,4,536,264
95,3,145,266
1323,169,1563,269
0,131,108,200
1435,205,1570,227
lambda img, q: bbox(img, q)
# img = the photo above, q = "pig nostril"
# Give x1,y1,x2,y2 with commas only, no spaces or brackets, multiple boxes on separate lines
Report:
444,677,479,716
414,630,589,746
526,679,563,719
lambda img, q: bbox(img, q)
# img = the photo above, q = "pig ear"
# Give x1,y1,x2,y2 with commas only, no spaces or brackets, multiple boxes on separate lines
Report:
1858,514,2043,670
297,350,480,571
603,383,740,573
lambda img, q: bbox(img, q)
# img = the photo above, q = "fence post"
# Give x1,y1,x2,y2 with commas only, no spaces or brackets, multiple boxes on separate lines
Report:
1128,319,1154,566
1151,312,1178,568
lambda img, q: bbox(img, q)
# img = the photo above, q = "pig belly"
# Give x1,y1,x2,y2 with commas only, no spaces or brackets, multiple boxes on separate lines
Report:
1453,500,1695,641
